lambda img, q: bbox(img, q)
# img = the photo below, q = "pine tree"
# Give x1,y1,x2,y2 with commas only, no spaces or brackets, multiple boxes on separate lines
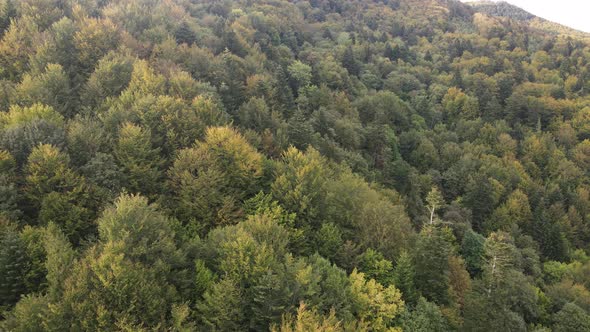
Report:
197,278,245,331
0,224,28,310
0,0,16,35
461,230,486,277
414,226,453,305
0,150,20,220
250,270,291,330
393,250,418,306
342,46,360,76
175,22,196,45
44,222,74,301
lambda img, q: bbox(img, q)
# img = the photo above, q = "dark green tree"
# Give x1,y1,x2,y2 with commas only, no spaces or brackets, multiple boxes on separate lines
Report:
414,226,454,305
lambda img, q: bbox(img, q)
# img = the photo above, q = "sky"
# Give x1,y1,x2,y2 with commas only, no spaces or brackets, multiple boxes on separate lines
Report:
461,0,590,33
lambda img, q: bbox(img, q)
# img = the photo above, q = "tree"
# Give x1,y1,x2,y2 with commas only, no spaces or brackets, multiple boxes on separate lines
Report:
357,248,394,287
400,297,449,332
463,231,539,330
168,126,264,232
356,195,414,259
19,226,46,294
74,17,119,76
288,60,313,92
287,108,314,150
414,226,454,305
124,60,167,96
342,46,360,76
448,255,471,310
426,186,445,225
463,174,497,232
15,63,74,118
0,149,20,220
44,194,185,330
97,194,181,268
0,16,39,80
238,97,281,133
29,17,77,81
194,259,215,300
0,222,28,310
272,147,330,227
272,302,343,332
175,21,196,45
0,0,16,35
572,107,590,140
348,269,405,331
315,222,344,261
114,122,163,198
0,294,49,332
553,303,590,332
393,250,419,306
44,222,74,300
24,144,94,243
441,87,479,122
0,104,65,165
81,53,134,108
197,278,245,331
19,0,69,30
461,230,486,276
483,232,517,297
486,189,532,232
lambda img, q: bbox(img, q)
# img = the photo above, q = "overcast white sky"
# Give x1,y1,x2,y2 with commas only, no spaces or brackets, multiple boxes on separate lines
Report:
461,0,590,33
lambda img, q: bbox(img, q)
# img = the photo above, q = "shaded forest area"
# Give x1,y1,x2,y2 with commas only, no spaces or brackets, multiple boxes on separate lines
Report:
1,0,590,330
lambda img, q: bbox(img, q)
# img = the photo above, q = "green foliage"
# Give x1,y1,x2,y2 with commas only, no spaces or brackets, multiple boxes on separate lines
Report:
393,250,419,306
0,149,20,220
168,126,264,232
81,53,134,109
114,122,163,197
315,222,344,261
414,226,455,305
272,147,329,226
0,104,65,165
19,226,46,293
0,222,28,310
24,144,94,243
553,303,590,332
272,303,343,332
400,297,450,332
461,230,486,276
0,294,49,332
357,248,394,287
44,222,74,300
1,0,590,329
15,63,74,118
288,60,313,91
348,269,405,331
97,194,181,268
197,278,245,331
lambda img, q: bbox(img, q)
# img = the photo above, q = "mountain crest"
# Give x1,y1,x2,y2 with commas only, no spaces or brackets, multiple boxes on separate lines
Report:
467,1,535,21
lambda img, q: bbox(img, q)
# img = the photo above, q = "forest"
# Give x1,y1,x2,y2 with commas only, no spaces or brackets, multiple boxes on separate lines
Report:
1,0,590,330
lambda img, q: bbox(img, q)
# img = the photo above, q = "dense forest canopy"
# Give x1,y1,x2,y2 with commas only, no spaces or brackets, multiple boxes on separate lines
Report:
468,1,536,21
1,0,590,330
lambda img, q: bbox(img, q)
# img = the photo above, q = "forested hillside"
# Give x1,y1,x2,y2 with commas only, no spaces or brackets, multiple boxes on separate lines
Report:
468,1,535,21
2,0,590,330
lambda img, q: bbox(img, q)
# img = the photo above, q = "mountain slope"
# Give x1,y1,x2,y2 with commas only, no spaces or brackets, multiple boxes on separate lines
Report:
467,0,590,38
467,1,535,21
1,0,590,330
